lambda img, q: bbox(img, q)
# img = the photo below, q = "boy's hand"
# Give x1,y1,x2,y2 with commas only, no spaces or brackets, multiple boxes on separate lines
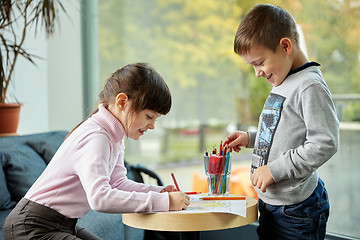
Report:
169,191,190,211
160,185,177,193
225,131,250,152
251,165,274,192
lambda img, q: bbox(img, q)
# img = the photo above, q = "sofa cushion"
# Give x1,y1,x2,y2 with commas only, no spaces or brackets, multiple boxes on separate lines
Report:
0,144,47,202
0,162,16,211
25,131,67,164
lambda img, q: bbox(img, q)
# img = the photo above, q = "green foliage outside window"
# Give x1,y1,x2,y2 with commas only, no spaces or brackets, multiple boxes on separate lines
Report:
98,0,360,124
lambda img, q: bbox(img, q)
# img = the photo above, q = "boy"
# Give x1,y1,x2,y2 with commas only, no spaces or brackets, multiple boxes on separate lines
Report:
226,4,339,240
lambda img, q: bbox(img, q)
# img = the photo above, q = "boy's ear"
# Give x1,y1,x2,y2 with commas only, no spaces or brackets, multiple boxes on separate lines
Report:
115,93,128,110
280,38,293,55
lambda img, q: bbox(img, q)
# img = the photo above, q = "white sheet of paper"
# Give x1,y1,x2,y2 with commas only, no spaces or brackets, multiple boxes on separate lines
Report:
178,195,247,217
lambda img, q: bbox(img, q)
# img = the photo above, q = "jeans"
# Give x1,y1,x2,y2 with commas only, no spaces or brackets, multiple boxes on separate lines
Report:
257,179,329,240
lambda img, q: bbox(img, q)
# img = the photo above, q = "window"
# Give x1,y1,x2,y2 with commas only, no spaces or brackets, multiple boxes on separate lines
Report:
97,1,360,238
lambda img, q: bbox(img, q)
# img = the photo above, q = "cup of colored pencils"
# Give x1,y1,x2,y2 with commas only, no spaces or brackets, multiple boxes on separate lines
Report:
203,141,231,196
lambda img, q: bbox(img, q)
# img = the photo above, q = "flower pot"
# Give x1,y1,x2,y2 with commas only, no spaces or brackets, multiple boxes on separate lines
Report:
0,103,22,135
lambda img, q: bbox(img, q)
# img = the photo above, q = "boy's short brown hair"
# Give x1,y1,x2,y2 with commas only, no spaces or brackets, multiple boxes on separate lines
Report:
234,4,299,56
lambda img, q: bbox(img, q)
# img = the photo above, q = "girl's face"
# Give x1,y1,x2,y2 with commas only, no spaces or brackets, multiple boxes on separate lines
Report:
109,93,161,140
125,109,161,140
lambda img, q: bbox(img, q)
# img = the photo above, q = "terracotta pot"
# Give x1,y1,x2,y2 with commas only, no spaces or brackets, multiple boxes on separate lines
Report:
0,103,22,135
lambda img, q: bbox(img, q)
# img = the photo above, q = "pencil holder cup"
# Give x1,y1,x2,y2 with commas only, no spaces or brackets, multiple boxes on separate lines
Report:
204,154,231,196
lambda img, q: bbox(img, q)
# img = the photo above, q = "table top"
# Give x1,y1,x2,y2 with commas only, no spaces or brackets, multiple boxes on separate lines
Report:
122,196,258,232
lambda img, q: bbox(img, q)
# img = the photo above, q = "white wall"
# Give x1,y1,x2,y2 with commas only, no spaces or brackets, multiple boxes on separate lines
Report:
47,1,83,132
9,1,83,135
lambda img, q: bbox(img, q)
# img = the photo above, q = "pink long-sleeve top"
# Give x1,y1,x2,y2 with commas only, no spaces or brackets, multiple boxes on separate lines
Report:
25,104,169,218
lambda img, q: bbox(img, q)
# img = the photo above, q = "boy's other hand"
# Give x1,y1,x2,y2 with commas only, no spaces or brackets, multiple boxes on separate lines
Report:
225,131,250,152
251,165,274,192
169,191,190,211
160,185,177,193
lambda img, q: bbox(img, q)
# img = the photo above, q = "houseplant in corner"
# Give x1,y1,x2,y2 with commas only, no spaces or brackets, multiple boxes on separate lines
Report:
0,0,67,134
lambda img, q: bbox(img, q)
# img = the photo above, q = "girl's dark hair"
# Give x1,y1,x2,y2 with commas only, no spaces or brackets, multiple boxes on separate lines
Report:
100,63,171,114
234,4,299,55
67,63,171,137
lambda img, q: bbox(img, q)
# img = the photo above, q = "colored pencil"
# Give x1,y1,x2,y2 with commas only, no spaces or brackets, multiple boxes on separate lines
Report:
219,141,223,155
200,196,246,201
171,172,180,191
185,192,201,195
219,151,230,194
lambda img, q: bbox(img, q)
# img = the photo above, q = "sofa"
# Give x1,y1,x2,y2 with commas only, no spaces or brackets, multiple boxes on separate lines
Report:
0,131,148,240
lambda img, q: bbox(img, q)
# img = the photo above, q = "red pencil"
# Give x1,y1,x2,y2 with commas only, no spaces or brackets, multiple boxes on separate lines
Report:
200,196,246,201
219,141,223,155
171,172,180,191
185,192,201,195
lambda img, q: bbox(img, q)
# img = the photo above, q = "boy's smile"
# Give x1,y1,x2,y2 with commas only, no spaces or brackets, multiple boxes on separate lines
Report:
241,40,294,87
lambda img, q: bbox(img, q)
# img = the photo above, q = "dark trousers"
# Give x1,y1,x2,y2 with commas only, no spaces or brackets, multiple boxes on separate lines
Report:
3,198,101,240
257,178,329,240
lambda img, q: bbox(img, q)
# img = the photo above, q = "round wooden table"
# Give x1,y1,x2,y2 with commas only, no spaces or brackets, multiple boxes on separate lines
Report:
122,196,258,240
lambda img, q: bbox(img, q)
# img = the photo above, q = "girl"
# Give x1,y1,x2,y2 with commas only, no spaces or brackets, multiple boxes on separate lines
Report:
3,63,190,240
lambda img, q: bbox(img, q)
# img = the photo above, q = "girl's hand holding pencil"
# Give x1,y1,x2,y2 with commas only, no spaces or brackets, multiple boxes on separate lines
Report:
169,191,190,211
167,172,190,210
160,185,178,193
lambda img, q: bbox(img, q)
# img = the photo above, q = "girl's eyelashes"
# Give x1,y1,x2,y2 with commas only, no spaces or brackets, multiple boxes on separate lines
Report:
146,115,153,120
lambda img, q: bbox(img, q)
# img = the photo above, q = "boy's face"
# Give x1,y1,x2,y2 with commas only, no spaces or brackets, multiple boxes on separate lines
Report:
241,43,293,87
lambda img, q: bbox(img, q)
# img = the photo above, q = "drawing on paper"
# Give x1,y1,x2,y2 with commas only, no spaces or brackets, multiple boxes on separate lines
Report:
178,195,246,217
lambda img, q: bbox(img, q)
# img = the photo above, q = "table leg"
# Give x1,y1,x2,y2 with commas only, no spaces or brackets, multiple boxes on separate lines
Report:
180,231,200,240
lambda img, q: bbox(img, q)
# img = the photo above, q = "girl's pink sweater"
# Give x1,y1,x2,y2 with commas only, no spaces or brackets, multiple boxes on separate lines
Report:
25,104,169,218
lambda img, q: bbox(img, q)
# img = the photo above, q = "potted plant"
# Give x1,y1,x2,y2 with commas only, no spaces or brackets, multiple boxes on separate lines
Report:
0,0,67,134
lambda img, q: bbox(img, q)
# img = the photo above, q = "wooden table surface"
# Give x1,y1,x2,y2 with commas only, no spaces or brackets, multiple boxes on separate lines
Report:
122,196,258,232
